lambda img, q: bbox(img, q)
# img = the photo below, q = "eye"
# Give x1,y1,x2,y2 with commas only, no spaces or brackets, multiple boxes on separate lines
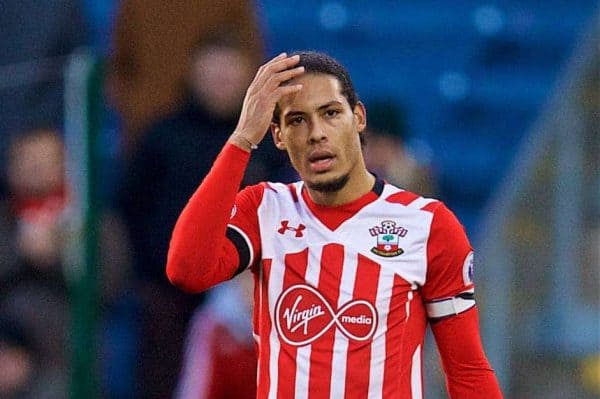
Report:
325,109,340,118
289,116,305,126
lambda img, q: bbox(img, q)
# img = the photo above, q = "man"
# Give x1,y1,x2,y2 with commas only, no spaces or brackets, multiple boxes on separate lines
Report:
107,0,264,152
167,52,503,398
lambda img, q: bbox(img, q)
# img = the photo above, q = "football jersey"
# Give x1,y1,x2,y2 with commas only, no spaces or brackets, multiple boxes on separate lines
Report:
226,178,476,399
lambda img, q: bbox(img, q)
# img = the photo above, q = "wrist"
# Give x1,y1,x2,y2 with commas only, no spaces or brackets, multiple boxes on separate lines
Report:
229,133,258,152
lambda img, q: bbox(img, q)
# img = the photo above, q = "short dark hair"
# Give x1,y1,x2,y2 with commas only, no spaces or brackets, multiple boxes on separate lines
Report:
272,51,358,124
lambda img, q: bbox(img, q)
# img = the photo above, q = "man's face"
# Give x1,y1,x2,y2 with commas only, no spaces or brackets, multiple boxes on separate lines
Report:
190,46,253,118
272,73,366,192
8,132,65,198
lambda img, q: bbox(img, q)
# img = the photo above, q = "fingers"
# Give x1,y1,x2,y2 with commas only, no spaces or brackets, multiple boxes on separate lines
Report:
252,54,303,91
261,53,300,74
273,66,305,85
273,83,303,99
268,53,301,73
232,52,304,144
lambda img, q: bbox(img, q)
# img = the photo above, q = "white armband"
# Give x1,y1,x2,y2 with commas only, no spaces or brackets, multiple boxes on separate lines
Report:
426,289,475,319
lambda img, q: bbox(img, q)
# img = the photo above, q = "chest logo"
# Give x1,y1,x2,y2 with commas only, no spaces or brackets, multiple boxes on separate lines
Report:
369,220,407,257
275,284,378,347
277,220,306,237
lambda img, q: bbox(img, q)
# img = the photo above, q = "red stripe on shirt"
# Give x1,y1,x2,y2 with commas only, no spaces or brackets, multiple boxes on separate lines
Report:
382,274,411,398
344,254,380,399
287,183,299,202
277,249,310,399
257,260,273,399
385,190,420,206
420,200,440,213
308,244,344,399
404,293,428,399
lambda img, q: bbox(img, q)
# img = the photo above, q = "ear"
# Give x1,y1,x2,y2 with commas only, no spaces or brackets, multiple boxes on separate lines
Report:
271,122,287,150
354,101,367,134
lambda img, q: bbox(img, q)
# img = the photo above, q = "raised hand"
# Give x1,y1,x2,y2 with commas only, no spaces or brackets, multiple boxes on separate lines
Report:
230,53,305,151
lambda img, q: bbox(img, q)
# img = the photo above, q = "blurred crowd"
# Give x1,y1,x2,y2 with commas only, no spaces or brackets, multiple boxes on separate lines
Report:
0,1,435,398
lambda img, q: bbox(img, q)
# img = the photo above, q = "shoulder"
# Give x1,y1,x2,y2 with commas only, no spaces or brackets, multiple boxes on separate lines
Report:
382,183,442,215
379,185,466,241
242,181,303,203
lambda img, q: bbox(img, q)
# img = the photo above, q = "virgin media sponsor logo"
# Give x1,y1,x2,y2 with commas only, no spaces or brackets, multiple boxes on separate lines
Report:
275,284,378,346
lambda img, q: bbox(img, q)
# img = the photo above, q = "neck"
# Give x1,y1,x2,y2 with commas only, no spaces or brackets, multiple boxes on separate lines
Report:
307,166,375,207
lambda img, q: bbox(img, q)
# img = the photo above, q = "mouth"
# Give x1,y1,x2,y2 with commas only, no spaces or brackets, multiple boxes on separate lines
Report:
308,150,335,173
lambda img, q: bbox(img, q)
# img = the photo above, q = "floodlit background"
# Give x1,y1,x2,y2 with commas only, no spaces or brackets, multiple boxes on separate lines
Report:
0,1,598,398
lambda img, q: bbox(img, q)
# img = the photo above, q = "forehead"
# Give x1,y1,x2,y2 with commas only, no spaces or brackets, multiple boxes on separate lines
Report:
279,73,347,115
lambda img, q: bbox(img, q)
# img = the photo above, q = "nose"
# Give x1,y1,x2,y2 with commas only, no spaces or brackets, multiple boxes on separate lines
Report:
308,119,327,143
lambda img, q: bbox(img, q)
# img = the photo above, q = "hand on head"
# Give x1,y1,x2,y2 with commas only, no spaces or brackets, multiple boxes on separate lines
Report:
230,53,305,151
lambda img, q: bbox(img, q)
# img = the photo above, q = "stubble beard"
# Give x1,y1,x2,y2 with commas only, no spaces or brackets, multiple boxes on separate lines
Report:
306,173,350,193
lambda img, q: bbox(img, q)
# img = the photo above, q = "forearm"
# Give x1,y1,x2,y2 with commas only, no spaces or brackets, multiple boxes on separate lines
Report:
431,307,503,399
166,142,251,293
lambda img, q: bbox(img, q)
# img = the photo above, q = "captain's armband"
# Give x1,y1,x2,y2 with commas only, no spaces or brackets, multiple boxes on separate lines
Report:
425,289,475,320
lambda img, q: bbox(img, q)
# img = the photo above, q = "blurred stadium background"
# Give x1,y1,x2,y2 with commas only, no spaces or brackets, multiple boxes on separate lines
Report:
0,1,598,398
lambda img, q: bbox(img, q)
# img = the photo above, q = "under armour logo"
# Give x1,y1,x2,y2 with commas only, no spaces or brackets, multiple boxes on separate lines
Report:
278,220,306,237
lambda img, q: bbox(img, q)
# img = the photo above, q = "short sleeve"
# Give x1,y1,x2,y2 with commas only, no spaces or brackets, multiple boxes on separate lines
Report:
422,203,476,318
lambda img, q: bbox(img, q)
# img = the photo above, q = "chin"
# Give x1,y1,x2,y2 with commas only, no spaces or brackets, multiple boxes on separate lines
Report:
306,173,350,193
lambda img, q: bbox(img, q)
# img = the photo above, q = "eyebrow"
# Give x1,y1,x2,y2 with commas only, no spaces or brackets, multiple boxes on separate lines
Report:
283,100,344,119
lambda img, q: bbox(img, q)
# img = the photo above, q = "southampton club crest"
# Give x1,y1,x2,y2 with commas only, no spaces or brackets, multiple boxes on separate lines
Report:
369,220,408,257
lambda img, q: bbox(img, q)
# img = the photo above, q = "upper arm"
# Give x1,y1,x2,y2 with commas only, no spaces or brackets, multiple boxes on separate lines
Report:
423,204,503,397
422,203,476,320
226,183,265,276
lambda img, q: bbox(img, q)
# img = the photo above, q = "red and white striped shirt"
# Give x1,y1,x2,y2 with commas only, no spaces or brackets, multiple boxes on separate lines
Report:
227,177,475,399
167,143,503,399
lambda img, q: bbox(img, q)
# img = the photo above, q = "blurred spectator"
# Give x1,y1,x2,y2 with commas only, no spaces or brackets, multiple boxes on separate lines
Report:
0,316,34,399
0,0,88,189
0,128,132,399
0,129,70,399
174,272,256,399
363,100,437,197
0,128,68,291
117,32,290,399
0,315,65,399
106,0,265,153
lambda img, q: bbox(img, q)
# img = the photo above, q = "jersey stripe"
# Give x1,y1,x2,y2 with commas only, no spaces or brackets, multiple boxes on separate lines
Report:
405,294,427,399
344,254,380,398
277,250,309,399
295,247,323,399
420,201,439,213
406,197,437,210
410,345,423,399
267,253,285,399
382,274,411,398
308,244,344,399
368,268,396,398
257,260,273,399
385,190,419,206
287,183,299,202
329,249,358,398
